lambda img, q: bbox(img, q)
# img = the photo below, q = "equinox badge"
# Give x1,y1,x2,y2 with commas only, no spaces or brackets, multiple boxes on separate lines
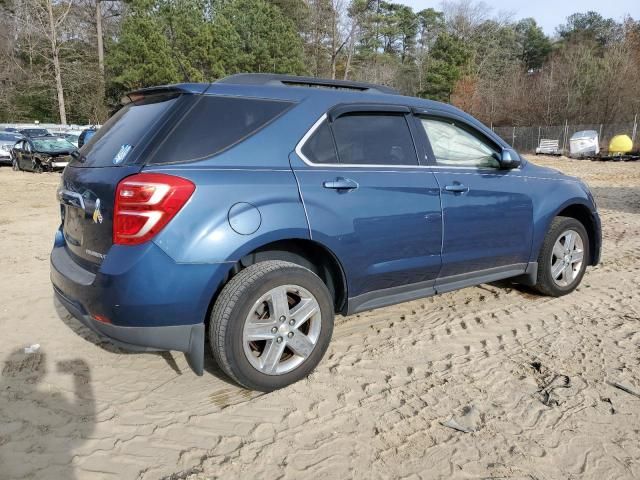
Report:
92,198,103,224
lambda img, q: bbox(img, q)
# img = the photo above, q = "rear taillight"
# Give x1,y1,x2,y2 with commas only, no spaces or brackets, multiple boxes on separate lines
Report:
113,173,195,246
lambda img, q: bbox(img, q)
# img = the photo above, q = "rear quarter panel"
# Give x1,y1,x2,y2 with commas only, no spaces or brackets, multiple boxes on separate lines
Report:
147,166,310,264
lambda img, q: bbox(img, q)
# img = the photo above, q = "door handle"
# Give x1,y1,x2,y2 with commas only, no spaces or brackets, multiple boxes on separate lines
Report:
444,183,469,193
323,177,359,190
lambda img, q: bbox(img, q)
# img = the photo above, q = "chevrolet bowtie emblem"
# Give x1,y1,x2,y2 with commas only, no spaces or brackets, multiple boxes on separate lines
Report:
92,198,103,224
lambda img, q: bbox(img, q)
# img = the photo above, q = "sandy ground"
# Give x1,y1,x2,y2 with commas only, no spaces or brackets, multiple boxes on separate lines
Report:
0,155,639,480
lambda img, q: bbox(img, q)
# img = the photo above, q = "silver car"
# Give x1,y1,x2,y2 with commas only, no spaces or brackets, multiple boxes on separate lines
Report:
0,132,22,165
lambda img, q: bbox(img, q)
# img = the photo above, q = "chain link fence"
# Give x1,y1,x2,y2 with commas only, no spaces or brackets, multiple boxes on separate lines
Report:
493,120,639,154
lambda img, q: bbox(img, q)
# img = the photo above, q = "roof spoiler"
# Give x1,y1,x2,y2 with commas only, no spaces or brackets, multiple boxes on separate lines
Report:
122,84,211,105
216,73,399,95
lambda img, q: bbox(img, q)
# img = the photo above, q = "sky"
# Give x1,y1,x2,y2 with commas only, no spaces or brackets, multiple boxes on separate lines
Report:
398,0,640,35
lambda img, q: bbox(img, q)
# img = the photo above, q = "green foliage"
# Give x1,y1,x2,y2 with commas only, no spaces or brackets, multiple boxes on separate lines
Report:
557,11,623,48
107,0,306,99
2,0,638,127
515,18,551,71
419,33,470,102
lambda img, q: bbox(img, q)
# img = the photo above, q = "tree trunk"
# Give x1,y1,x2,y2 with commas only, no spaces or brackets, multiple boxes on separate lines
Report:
96,0,104,76
46,0,67,125
95,0,106,123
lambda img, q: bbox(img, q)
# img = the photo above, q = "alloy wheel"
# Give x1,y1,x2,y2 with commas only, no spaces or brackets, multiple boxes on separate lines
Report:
242,284,321,375
550,229,584,287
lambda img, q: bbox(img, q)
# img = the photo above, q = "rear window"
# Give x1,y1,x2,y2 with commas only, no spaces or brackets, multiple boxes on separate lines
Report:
76,94,179,167
147,96,293,165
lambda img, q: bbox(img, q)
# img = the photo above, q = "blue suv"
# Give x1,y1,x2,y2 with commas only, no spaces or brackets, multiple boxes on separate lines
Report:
51,74,601,391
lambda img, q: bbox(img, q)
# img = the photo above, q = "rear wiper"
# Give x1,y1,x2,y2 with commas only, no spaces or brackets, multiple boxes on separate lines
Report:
70,149,86,163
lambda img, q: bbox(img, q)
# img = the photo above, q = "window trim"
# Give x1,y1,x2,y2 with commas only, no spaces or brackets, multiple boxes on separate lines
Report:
295,112,422,169
413,113,521,171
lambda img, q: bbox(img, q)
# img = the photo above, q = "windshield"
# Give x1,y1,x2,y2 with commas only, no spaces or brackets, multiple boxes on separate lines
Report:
33,137,75,152
22,129,49,136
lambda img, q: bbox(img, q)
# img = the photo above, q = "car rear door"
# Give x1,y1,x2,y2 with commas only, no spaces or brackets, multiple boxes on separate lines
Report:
413,112,533,290
290,105,442,310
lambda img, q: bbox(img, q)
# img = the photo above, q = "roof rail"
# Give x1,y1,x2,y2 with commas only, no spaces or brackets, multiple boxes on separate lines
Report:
216,73,399,95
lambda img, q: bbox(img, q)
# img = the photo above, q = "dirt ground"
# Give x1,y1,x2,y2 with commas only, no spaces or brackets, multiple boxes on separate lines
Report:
0,156,639,480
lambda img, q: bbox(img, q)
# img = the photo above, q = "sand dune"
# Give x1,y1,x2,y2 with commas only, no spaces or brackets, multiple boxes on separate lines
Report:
0,156,638,479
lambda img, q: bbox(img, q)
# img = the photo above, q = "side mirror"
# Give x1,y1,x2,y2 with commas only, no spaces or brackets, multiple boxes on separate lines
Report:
500,149,521,169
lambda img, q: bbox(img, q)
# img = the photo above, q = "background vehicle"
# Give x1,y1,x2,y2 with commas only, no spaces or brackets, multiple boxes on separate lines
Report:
77,127,97,148
0,132,22,165
63,133,81,147
19,127,51,138
51,74,601,392
12,136,75,172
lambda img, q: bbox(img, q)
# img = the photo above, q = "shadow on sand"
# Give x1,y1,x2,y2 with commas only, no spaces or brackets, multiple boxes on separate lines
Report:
0,347,94,479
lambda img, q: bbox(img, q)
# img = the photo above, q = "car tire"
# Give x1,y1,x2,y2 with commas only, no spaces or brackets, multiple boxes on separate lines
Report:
33,161,43,173
12,158,19,171
533,216,590,297
209,260,334,391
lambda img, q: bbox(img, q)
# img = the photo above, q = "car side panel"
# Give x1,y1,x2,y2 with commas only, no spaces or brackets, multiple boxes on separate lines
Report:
434,168,534,277
290,160,443,299
147,166,311,264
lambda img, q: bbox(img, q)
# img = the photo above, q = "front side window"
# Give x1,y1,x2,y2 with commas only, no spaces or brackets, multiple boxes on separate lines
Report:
420,118,500,168
332,114,418,166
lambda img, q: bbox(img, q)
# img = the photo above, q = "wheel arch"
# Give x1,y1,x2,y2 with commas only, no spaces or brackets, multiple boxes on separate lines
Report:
548,201,599,266
205,238,349,322
237,239,348,314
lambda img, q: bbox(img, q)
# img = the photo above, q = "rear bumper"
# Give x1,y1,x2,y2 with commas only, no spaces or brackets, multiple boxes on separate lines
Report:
54,286,205,373
50,229,230,375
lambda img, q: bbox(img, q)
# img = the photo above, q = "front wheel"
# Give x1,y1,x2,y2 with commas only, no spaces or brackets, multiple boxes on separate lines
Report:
533,216,589,297
209,260,334,391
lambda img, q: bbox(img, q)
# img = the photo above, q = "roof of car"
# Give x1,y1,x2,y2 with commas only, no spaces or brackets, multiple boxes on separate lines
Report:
126,74,502,148
128,74,458,113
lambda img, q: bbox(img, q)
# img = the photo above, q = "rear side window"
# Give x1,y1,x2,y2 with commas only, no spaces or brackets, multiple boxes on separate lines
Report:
77,94,179,167
332,114,418,166
301,121,338,164
148,96,293,164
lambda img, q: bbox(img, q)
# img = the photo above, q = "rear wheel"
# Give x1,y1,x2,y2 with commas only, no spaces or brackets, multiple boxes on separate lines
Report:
209,260,334,391
533,216,589,296
12,158,19,171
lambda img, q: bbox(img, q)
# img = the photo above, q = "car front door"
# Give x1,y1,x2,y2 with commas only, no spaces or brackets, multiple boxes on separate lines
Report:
22,141,34,170
14,141,27,169
291,105,443,312
414,113,533,291
11,141,21,166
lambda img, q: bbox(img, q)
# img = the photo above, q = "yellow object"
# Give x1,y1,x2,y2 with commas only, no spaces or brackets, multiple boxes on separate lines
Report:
609,135,633,154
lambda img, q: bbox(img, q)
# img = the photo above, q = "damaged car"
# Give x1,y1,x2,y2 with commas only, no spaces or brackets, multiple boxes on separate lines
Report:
12,136,75,172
